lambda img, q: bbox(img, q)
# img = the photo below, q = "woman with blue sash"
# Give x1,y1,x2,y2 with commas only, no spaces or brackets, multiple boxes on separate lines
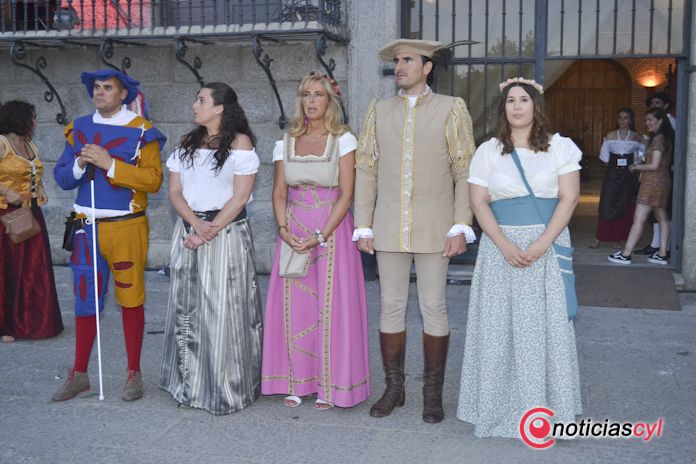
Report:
457,78,583,439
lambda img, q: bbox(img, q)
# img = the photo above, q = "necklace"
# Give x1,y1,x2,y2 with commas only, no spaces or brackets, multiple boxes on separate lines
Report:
305,131,328,142
617,129,630,141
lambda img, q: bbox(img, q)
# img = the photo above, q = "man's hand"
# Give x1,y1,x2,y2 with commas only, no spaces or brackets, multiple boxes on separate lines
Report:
79,144,113,171
356,237,375,255
443,234,466,258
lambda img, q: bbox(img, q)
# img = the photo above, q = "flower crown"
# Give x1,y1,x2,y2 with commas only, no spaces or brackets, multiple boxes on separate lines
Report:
303,71,342,97
323,75,342,97
499,77,544,94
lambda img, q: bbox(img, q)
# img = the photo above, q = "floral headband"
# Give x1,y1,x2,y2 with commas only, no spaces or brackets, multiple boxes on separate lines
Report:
303,71,342,97
499,77,544,94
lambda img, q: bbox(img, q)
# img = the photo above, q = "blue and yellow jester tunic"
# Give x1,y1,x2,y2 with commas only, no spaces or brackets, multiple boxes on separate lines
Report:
54,113,166,316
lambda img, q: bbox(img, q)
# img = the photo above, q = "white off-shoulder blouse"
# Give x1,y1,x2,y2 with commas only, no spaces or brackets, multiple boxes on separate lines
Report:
166,147,260,211
468,134,582,202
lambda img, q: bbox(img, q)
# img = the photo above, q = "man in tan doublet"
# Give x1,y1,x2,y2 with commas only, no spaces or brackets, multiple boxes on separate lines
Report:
354,39,475,423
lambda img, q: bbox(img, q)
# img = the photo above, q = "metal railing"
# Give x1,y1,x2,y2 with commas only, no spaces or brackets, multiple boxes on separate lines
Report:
0,0,344,38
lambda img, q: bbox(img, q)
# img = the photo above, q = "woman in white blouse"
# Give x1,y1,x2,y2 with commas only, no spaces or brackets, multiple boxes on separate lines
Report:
261,71,370,410
457,78,582,439
591,108,644,249
160,83,263,415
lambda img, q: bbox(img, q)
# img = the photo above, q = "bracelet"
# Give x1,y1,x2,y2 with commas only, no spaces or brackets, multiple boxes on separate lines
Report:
278,225,288,233
315,229,328,248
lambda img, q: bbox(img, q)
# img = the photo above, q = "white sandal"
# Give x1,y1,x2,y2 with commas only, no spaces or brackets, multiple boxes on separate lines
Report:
313,399,334,410
283,395,302,408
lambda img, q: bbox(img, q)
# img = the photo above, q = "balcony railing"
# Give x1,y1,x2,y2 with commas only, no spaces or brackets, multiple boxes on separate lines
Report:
0,1,345,40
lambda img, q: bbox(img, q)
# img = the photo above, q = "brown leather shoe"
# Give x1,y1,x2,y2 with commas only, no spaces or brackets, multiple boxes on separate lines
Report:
122,370,143,401
369,331,406,418
422,332,449,423
52,368,90,401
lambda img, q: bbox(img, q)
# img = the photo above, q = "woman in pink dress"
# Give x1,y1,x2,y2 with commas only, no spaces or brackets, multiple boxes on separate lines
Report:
261,71,370,410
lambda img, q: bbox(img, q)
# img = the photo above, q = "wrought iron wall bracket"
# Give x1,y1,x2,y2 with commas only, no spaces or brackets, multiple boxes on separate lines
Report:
99,39,145,74
10,42,68,125
175,38,207,87
315,35,337,76
315,34,348,123
252,35,287,129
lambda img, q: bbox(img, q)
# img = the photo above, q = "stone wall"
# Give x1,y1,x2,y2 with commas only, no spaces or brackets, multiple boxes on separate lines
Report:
682,3,696,290
0,0,410,275
0,39,347,273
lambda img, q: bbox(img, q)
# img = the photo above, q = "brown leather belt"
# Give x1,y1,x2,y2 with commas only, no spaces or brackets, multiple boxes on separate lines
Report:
74,211,146,224
97,211,146,223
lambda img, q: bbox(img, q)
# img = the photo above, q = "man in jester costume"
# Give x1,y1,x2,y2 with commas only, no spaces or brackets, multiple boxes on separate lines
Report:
52,70,166,401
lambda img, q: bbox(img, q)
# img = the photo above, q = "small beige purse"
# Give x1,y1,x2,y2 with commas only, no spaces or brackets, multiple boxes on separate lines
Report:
1,207,41,244
277,134,338,279
279,241,311,278
278,186,333,279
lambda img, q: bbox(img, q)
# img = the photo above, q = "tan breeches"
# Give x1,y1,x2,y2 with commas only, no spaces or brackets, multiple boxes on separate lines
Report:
376,251,450,336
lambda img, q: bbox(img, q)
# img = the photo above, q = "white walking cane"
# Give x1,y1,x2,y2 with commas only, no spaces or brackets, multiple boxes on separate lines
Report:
87,165,105,401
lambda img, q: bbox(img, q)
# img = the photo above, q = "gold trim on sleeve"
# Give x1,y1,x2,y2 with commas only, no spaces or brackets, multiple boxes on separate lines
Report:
356,99,380,169
447,98,476,169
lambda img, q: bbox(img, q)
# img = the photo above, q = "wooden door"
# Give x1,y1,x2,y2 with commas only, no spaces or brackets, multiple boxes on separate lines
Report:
545,60,632,161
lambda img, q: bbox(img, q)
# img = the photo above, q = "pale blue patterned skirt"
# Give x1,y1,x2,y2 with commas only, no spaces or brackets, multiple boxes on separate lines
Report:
457,224,582,438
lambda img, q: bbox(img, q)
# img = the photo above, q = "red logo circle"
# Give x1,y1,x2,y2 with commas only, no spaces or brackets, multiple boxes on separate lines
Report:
519,407,555,449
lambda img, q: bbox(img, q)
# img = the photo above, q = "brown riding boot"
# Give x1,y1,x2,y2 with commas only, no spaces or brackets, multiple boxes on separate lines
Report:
369,331,406,418
422,332,449,423
122,370,144,401
52,368,90,401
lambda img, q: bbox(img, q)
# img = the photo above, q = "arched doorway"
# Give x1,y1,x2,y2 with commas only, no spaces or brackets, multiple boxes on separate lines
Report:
544,60,635,261
401,0,689,271
545,60,632,163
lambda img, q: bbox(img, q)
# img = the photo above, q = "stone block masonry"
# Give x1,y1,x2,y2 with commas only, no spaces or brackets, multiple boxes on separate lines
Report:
0,40,348,273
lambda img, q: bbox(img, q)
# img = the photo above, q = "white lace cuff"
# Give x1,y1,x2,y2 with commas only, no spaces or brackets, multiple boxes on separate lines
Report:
447,224,477,243
107,159,116,178
352,228,374,242
73,158,86,180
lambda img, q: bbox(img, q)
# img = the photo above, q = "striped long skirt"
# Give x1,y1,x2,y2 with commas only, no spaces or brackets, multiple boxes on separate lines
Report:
160,217,263,415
